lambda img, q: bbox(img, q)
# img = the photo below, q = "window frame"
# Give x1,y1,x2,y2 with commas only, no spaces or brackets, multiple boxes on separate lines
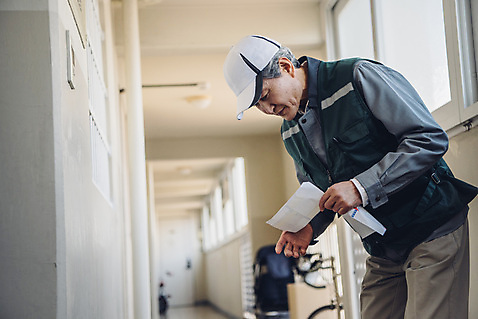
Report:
201,158,249,252
322,0,478,132
86,0,113,203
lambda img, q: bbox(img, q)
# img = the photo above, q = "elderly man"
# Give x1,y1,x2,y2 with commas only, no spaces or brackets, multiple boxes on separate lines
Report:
223,35,477,319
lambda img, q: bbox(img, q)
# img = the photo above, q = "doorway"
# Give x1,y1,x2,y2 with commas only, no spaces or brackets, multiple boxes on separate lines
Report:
158,216,196,307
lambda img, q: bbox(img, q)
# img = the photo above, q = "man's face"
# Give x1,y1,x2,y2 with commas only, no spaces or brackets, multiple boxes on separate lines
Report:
255,68,302,121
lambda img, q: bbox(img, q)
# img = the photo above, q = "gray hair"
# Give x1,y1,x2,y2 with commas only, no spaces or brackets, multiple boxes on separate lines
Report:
261,46,301,79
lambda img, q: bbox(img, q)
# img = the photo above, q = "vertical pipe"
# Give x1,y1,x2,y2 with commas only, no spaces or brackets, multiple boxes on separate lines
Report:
147,163,160,319
369,0,380,60
122,0,152,318
340,222,361,319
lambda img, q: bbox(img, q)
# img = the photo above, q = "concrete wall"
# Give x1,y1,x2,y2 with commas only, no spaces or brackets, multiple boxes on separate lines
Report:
52,1,131,318
0,1,131,318
0,3,57,318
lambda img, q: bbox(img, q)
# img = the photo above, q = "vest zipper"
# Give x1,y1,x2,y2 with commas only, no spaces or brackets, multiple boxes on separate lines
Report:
316,95,334,186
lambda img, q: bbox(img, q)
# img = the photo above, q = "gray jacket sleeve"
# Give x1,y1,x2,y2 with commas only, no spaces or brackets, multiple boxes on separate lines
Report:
353,61,449,209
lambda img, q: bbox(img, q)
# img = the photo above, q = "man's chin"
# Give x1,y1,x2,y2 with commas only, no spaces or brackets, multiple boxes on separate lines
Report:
282,114,294,121
283,111,299,121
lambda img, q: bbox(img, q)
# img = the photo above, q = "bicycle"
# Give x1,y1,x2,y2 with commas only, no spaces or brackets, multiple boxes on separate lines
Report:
294,253,343,319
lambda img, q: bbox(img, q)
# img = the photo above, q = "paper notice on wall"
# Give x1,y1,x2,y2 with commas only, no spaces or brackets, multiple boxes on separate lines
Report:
266,182,386,238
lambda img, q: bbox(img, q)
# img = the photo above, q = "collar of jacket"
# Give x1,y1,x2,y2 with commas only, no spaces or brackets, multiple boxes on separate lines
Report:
298,56,322,110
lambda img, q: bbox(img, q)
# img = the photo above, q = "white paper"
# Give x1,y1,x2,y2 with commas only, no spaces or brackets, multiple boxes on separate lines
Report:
266,182,324,232
266,182,387,238
343,206,386,238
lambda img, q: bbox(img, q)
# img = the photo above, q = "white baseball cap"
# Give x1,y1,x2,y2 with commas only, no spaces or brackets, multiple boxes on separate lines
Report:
223,35,281,120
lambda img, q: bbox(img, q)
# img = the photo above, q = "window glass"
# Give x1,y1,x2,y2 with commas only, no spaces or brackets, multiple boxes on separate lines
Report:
232,158,248,230
213,186,224,241
201,158,248,250
208,206,217,247
222,174,235,236
375,0,450,112
334,0,374,59
223,200,235,236
459,0,478,108
201,206,210,250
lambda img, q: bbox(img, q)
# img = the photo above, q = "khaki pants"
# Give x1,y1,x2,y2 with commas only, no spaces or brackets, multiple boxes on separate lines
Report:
360,220,469,319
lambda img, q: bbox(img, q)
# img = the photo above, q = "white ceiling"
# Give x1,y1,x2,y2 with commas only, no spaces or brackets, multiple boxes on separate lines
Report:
150,157,232,213
112,0,325,215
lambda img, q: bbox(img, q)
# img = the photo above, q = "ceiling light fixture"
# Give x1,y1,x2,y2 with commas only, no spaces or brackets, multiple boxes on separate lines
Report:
185,95,212,109
141,81,210,90
177,166,192,175
120,81,211,94
139,0,163,6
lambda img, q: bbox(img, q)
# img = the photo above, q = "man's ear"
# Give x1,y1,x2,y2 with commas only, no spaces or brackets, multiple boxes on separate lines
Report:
278,57,295,76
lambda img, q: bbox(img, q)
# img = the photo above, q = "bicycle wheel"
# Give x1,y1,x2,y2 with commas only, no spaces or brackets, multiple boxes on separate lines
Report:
307,304,336,319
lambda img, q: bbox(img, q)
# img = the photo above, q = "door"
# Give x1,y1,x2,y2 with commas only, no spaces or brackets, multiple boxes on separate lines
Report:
158,217,195,307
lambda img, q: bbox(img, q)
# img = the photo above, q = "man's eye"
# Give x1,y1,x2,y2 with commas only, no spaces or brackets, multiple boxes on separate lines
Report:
255,92,269,108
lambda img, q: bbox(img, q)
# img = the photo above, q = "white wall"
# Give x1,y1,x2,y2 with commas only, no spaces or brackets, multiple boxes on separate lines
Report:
204,233,246,317
0,1,132,318
53,1,131,317
444,128,478,317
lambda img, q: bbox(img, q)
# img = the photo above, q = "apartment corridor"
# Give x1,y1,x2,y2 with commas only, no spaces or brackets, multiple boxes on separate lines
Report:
160,305,231,319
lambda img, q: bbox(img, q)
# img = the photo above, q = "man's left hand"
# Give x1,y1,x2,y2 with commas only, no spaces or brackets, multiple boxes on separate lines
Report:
275,223,313,258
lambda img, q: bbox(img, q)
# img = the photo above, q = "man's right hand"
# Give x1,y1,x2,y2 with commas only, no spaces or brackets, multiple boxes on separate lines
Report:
275,223,313,258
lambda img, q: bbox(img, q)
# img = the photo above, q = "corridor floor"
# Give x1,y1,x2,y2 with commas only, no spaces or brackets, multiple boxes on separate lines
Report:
160,305,231,319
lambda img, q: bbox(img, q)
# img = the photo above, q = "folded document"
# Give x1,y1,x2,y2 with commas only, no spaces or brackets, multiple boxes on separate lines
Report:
266,182,386,238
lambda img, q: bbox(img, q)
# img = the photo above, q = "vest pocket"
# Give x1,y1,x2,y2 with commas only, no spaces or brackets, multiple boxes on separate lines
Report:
329,121,385,173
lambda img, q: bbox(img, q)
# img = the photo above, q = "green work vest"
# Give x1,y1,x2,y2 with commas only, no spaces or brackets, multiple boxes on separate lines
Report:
282,58,477,257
